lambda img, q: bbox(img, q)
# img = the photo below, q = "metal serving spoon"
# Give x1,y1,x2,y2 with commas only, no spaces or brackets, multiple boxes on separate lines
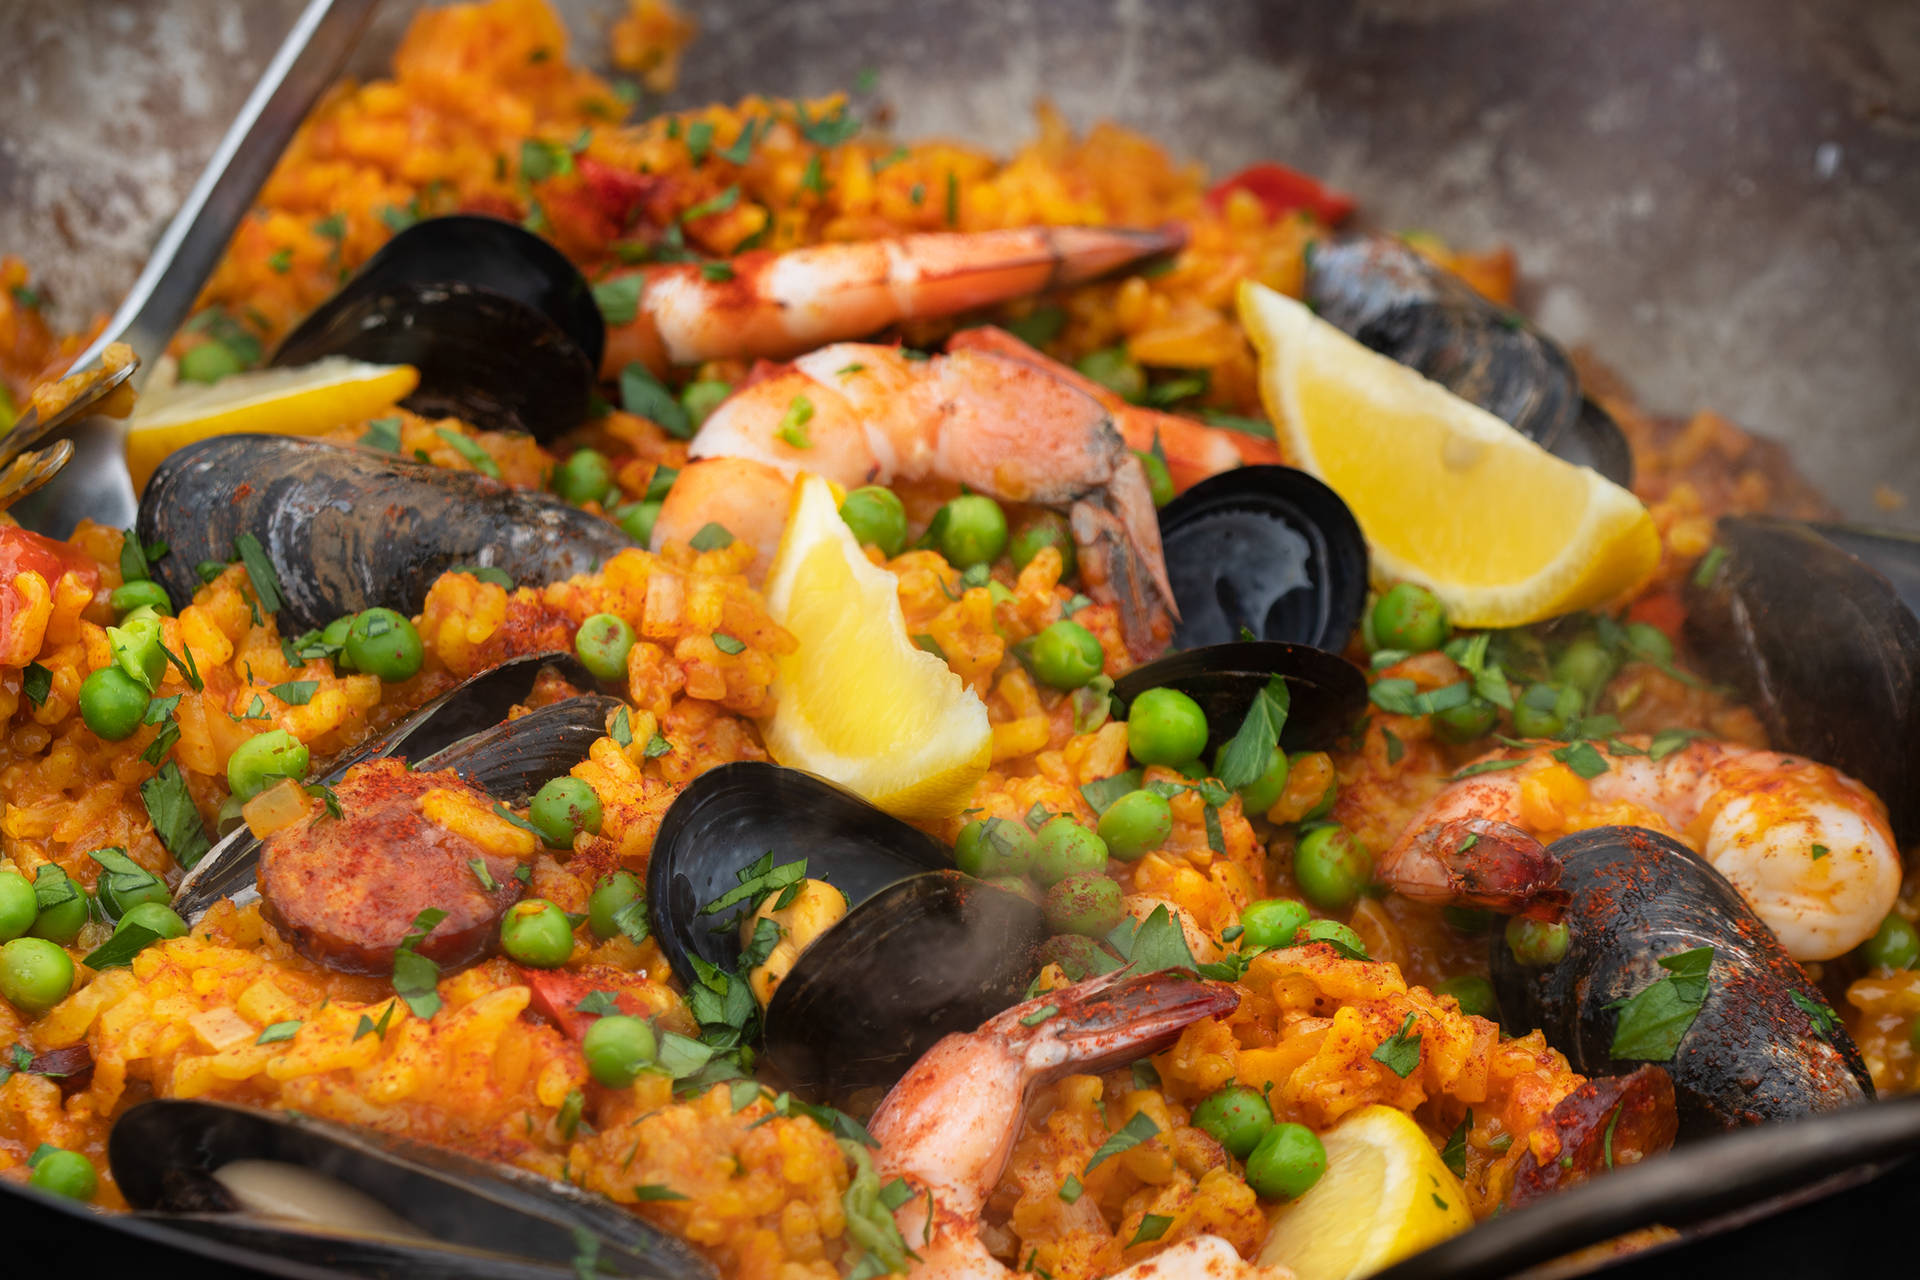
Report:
8,0,380,538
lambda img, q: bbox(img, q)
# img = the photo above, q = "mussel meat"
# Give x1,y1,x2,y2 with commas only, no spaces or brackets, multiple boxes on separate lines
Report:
1154,466,1369,652
1305,233,1632,485
647,762,1047,1095
137,435,631,633
272,216,604,440
1492,826,1872,1139
107,1098,714,1279
173,653,609,922
1111,639,1369,754
1683,515,1920,844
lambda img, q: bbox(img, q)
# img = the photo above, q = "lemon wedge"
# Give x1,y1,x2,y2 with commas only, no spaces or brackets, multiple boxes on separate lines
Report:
1238,281,1658,627
125,357,419,490
1258,1105,1475,1280
761,474,992,819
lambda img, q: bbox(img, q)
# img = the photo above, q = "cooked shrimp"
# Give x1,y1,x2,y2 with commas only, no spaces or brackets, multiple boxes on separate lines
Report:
600,225,1184,376
1378,735,1901,960
947,325,1282,492
869,969,1285,1280
652,342,1178,657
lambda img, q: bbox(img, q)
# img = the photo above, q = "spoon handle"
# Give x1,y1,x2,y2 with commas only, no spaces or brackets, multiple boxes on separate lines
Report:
73,0,381,377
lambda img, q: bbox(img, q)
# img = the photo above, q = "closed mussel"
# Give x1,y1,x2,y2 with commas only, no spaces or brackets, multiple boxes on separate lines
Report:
1491,826,1871,1139
647,762,1047,1095
1111,640,1368,754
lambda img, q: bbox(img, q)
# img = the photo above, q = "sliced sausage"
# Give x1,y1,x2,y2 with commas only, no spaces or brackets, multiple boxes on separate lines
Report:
258,758,525,975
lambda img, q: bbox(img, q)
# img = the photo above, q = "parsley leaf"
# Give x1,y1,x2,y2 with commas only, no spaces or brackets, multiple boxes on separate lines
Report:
575,990,623,1017
633,1183,690,1202
140,763,212,869
1608,946,1714,1062
1442,1110,1472,1178
1084,1111,1160,1175
1371,1011,1423,1077
83,923,163,969
268,680,318,706
1127,1214,1173,1248
712,631,746,655
1551,740,1611,779
256,1020,302,1045
360,416,403,452
592,274,643,326
392,908,449,1019
644,732,672,759
688,522,734,551
1217,674,1289,790
1790,989,1841,1044
619,362,693,438
21,663,50,707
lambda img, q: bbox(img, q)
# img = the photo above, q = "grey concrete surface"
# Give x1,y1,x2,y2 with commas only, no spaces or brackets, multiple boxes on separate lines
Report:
1,0,1914,523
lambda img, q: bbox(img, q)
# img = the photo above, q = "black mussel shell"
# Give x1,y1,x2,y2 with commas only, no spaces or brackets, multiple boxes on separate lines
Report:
273,216,603,440
762,870,1049,1095
108,1099,713,1279
1155,466,1368,652
1492,826,1871,1141
172,654,603,921
646,762,953,981
1306,233,1580,450
1554,398,1634,488
1683,516,1920,844
1808,521,1920,621
1111,640,1368,754
137,435,631,633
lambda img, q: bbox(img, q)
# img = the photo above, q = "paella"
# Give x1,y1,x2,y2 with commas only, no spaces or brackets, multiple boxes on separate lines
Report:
0,1,1914,1277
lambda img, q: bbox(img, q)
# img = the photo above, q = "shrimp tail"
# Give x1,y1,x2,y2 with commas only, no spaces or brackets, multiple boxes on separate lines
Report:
1380,817,1568,918
1034,967,1241,1075
1072,476,1180,662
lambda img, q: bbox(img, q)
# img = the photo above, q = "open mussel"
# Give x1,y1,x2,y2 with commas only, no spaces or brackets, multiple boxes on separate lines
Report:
173,653,609,922
1683,515,1920,844
1305,233,1632,486
1492,826,1871,1140
107,1099,713,1279
137,435,631,632
272,216,604,440
1154,466,1369,651
647,762,1047,1095
1112,639,1368,754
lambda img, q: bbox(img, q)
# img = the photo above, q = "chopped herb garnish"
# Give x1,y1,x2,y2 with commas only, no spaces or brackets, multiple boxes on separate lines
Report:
592,274,643,326
1648,727,1706,761
360,415,403,452
700,260,735,282
1019,1005,1059,1028
1083,1110,1160,1175
268,680,318,706
776,394,815,448
141,763,212,869
1810,843,1830,861
1382,727,1405,764
1790,989,1841,1044
611,707,634,746
1446,758,1526,781
354,1001,397,1043
1442,1110,1472,1178
633,1183,690,1202
468,858,498,892
685,119,715,164
434,427,501,478
912,634,948,662
717,117,760,164
392,908,449,1020
699,853,807,918
644,732,672,759
1371,1011,1423,1078
681,184,741,223
83,922,163,969
492,803,539,835
619,362,694,438
307,783,343,820
256,1020,302,1045
1127,1214,1173,1248
1692,545,1728,588
1551,740,1611,779
1608,945,1714,1062
1217,674,1290,790
799,153,826,196
610,897,651,945
794,101,860,146
575,990,623,1017
1196,409,1277,439
21,663,50,708
689,522,735,551
232,532,285,615
1079,770,1144,814
1057,1174,1084,1204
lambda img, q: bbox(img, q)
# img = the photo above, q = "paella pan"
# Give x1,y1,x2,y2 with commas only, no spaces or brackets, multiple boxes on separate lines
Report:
0,2,1916,1277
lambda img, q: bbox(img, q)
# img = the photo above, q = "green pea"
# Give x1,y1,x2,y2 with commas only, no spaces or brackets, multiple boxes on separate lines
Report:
1553,638,1616,702
1433,697,1499,743
1030,619,1105,690
0,937,74,1016
839,486,909,558
1190,1085,1274,1159
1442,905,1497,935
680,379,734,429
78,667,149,742
554,448,616,505
1095,790,1173,861
531,777,603,848
345,608,424,682
1239,898,1310,950
1292,826,1372,912
616,500,664,545
108,580,173,617
1435,975,1499,1020
27,1147,96,1201
1625,621,1675,666
321,615,357,670
1035,933,1104,980
1043,871,1126,937
0,872,35,942
1859,913,1920,972
1244,1123,1327,1200
226,729,310,802
1074,346,1146,404
587,871,643,941
1300,918,1366,956
574,612,635,681
1032,817,1108,886
1512,682,1578,738
179,340,243,385
582,1013,657,1088
28,868,88,945
115,901,188,941
953,817,1038,879
1216,743,1290,815
1288,751,1340,822
1370,583,1450,653
1126,688,1209,767
107,610,166,691
1505,916,1571,967
1008,513,1077,579
500,899,575,968
1133,449,1175,508
936,494,1008,569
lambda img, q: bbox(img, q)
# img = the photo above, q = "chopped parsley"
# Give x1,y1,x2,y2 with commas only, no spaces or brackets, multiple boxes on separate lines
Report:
1216,674,1290,790
141,763,212,869
268,680,317,706
592,274,644,326
1019,1005,1059,1028
1371,1011,1423,1078
619,362,693,438
712,631,746,655
256,1020,302,1045
434,427,500,478
776,394,815,448
688,521,734,552
392,908,449,1019
575,990,623,1017
232,533,284,615
1083,1111,1160,1175
1608,945,1714,1062
21,663,50,707
1127,1214,1173,1248
1790,989,1841,1044
633,1184,690,1202
644,732,672,759
681,184,741,223
468,858,498,892
1442,1110,1472,1178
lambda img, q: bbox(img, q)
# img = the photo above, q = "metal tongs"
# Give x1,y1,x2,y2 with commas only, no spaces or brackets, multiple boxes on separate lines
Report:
4,0,380,536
